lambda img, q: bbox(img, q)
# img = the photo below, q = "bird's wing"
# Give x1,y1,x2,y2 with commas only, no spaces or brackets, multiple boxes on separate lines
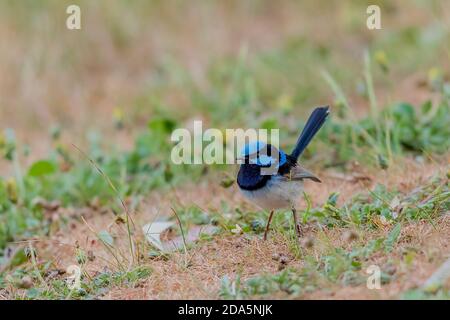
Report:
282,165,321,183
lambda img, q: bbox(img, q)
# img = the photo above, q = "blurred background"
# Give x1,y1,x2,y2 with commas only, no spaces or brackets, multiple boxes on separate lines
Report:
0,0,449,155
0,0,449,300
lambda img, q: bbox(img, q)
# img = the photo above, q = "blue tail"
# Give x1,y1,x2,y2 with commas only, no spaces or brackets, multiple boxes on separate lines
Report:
290,106,330,160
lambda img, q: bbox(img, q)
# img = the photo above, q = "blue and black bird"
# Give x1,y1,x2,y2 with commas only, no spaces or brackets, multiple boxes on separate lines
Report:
236,106,329,240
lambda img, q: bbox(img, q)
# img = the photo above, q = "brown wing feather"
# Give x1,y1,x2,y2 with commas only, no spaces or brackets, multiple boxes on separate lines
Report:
282,165,321,183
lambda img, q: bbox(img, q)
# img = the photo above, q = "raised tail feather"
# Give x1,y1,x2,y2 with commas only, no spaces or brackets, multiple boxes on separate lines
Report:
290,106,330,160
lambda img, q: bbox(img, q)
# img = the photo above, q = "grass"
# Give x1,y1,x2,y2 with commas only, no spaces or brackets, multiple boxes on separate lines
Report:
0,1,450,300
217,174,449,299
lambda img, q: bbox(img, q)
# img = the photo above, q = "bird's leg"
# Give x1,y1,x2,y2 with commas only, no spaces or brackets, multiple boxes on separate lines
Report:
292,207,302,239
263,210,274,241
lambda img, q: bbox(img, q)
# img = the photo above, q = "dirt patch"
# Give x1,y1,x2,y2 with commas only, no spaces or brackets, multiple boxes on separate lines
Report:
19,157,447,299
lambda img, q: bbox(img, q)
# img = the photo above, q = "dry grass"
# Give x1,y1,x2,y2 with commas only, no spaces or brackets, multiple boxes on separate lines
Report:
1,1,449,300
13,156,444,299
1,1,449,140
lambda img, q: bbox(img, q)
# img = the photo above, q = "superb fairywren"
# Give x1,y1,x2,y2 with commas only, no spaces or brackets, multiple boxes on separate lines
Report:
236,106,330,240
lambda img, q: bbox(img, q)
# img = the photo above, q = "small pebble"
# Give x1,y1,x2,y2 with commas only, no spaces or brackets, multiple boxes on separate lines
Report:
301,237,315,248
343,230,359,242
279,255,289,265
19,276,33,289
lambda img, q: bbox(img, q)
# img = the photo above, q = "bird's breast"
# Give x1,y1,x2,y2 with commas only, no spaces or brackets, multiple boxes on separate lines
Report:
239,174,304,210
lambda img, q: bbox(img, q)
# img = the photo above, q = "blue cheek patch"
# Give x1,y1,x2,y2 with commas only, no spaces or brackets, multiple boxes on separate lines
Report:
240,141,287,168
249,154,273,166
249,150,287,168
240,141,266,157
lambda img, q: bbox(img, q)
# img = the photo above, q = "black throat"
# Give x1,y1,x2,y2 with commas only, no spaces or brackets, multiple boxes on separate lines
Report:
237,164,270,191
236,154,297,191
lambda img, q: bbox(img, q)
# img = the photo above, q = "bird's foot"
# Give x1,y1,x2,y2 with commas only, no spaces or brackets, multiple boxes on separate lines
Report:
291,207,302,240
263,210,274,241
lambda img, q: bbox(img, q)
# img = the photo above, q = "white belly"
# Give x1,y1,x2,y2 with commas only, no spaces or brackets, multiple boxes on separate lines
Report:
239,176,304,210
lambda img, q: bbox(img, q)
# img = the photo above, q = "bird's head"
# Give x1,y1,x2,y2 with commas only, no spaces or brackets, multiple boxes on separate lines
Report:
236,141,286,168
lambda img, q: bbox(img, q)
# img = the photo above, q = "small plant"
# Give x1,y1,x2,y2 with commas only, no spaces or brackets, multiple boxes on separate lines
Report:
219,275,245,300
321,52,450,167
